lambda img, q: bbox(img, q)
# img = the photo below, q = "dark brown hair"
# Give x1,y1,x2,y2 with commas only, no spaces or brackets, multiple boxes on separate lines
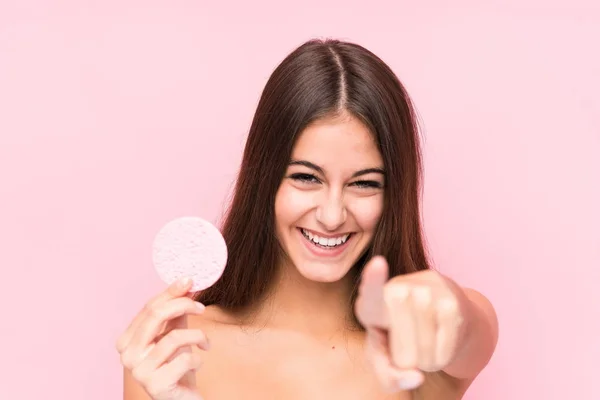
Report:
195,38,431,325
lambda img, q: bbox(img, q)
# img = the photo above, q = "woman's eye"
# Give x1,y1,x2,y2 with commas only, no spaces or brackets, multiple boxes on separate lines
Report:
290,173,320,184
352,180,383,189
289,174,382,189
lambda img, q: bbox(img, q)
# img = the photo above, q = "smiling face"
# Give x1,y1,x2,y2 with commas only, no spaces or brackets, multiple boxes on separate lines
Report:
274,112,385,283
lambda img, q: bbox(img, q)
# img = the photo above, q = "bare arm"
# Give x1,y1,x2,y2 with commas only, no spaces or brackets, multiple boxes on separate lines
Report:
442,287,499,381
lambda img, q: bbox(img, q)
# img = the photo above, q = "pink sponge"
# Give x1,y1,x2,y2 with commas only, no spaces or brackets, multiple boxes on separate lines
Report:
152,216,228,292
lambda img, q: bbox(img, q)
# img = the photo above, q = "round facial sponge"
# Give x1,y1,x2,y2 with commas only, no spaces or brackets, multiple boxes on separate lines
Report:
152,216,228,292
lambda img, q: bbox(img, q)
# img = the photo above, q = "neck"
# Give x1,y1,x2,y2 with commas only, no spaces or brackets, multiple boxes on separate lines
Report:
250,256,359,337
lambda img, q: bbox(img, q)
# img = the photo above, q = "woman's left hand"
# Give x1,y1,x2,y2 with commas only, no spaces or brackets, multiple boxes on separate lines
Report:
354,256,467,392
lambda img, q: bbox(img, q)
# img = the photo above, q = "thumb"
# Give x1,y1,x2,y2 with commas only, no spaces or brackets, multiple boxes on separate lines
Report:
355,256,390,329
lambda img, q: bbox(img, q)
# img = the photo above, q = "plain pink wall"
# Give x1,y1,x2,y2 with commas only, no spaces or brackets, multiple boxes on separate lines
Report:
1,1,598,399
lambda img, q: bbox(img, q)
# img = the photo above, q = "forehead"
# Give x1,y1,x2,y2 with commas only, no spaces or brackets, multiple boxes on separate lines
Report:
291,115,382,167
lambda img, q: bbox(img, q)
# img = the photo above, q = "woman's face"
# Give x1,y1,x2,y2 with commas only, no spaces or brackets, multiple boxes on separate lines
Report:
274,113,385,283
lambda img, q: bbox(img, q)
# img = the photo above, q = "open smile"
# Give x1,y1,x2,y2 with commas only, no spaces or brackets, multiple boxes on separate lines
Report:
297,227,354,257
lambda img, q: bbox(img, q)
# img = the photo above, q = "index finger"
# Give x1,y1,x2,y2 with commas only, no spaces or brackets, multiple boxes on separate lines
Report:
355,256,390,330
148,277,197,308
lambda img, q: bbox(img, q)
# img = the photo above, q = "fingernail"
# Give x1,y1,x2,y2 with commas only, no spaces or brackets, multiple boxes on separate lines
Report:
195,302,205,312
179,277,191,287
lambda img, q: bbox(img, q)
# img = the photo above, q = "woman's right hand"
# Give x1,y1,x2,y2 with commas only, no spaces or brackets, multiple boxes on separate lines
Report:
116,277,210,400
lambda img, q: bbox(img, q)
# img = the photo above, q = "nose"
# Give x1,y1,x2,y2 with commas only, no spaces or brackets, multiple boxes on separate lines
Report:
315,192,347,231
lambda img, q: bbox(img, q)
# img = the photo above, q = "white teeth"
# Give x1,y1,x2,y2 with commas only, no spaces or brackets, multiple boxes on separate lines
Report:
301,229,350,247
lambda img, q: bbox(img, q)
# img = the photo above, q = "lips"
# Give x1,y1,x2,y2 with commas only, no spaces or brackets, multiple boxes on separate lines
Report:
300,228,351,247
297,227,353,258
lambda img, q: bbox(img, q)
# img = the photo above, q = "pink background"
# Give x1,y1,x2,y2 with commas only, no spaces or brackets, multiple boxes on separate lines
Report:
1,1,598,399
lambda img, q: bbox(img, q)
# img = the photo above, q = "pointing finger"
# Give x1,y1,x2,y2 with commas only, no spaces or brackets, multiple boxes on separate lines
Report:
366,326,424,392
355,256,390,329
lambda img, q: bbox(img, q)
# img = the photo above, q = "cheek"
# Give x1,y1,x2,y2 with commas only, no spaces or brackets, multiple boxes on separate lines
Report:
275,183,316,225
347,196,384,231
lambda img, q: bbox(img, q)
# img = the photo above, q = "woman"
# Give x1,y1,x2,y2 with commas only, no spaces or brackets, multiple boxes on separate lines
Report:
116,38,499,400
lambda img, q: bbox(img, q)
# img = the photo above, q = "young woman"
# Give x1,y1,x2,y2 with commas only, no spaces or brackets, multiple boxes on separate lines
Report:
116,38,499,400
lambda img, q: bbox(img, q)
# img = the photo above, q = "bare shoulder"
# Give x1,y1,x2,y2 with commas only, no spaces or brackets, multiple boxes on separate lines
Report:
187,304,243,336
189,307,477,400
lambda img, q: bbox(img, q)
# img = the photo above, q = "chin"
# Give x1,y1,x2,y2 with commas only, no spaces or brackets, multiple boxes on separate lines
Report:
294,259,353,283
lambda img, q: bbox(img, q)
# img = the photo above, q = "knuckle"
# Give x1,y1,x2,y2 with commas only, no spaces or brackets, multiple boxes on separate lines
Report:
146,303,159,317
120,351,134,369
147,304,164,321
130,365,146,383
411,285,431,306
384,282,410,303
145,381,162,398
143,301,154,314
438,296,459,314
162,330,179,347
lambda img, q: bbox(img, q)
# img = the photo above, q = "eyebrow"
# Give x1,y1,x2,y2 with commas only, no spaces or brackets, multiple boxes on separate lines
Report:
289,159,385,178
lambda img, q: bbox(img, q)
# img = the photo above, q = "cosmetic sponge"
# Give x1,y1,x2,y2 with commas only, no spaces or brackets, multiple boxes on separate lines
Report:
152,216,228,292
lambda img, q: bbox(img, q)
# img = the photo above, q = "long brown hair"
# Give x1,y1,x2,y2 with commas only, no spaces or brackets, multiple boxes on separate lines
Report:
195,38,431,325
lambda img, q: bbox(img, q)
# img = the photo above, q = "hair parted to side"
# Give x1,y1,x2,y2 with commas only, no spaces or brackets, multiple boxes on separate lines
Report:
195,38,431,326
